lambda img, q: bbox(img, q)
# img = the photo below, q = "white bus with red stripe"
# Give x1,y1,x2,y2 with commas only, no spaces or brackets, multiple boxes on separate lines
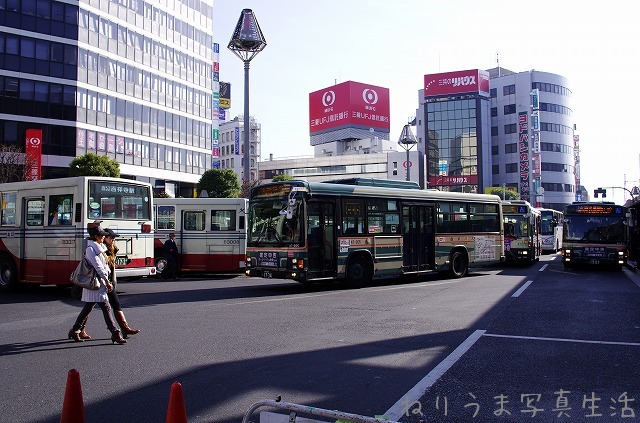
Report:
153,197,247,277
0,176,156,291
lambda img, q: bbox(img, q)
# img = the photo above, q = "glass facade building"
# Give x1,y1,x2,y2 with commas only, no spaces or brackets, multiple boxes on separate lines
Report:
0,0,214,193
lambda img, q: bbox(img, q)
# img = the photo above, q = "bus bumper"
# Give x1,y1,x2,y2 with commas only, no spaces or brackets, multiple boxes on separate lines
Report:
116,266,157,278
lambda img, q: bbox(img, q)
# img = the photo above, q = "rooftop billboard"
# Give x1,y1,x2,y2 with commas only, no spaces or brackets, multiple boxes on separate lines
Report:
309,81,390,136
423,69,490,97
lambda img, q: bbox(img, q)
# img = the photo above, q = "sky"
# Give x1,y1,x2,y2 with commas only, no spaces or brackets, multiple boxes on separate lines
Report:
213,0,640,206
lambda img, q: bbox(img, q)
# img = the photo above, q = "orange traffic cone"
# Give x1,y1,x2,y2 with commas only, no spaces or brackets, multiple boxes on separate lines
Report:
166,381,187,423
60,369,85,423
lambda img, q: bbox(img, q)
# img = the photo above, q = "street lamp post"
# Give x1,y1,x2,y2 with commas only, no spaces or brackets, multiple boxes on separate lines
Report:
228,9,266,184
398,123,417,182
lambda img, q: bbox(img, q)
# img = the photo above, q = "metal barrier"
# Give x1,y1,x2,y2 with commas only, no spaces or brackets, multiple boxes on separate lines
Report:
242,399,400,423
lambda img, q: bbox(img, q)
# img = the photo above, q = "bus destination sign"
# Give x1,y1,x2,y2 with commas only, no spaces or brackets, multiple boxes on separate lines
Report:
252,184,295,199
567,205,623,215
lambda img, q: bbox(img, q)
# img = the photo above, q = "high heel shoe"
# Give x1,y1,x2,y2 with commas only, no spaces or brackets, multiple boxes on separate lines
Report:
111,330,127,345
68,329,83,342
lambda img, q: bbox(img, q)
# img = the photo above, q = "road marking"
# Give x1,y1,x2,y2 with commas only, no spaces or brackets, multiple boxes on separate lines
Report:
511,280,533,297
384,329,485,421
484,333,640,347
539,264,548,272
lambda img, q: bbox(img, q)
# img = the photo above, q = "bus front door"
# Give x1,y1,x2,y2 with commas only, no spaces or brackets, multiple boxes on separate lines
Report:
307,201,336,278
402,204,435,272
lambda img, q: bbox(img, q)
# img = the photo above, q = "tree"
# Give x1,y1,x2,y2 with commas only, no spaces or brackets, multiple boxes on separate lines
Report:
69,153,120,177
272,174,293,182
197,169,241,198
0,145,26,183
488,187,520,200
240,178,260,199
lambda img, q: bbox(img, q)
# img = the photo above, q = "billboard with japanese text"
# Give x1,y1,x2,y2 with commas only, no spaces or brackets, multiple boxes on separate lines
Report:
424,69,490,97
309,81,390,135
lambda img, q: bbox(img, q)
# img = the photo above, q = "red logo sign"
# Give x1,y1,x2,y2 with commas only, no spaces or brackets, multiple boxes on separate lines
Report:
428,174,479,187
309,81,390,135
424,69,490,97
25,129,43,181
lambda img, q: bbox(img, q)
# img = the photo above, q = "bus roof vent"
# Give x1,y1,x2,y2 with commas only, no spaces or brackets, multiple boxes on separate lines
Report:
322,178,421,189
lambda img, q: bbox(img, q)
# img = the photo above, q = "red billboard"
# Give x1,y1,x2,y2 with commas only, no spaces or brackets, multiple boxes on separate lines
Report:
25,129,43,181
309,81,390,135
423,69,490,97
429,174,478,187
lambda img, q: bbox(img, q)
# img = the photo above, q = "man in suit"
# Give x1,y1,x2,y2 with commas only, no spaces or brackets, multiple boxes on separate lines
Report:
162,232,178,280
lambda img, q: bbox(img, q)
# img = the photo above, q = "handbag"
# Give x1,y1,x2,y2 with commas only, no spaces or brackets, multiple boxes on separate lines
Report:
70,255,101,290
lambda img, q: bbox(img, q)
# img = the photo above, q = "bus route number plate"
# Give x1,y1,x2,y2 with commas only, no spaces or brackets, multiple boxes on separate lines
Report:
115,256,129,266
262,270,273,279
589,259,600,265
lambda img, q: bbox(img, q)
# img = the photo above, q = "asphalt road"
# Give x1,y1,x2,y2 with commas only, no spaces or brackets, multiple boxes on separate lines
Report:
1,254,638,422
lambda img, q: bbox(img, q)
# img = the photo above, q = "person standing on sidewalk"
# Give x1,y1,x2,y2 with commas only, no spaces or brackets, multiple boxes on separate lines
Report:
68,224,126,344
78,227,140,339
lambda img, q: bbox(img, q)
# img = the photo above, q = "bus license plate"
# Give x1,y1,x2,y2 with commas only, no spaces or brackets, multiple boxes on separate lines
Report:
262,270,272,279
590,259,600,265
115,256,129,266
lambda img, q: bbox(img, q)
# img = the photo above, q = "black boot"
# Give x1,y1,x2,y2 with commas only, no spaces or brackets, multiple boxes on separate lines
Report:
111,330,127,345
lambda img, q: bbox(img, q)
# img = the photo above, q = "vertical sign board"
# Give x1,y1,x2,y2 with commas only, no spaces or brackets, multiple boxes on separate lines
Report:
518,112,530,202
211,43,220,169
234,127,240,155
25,129,43,181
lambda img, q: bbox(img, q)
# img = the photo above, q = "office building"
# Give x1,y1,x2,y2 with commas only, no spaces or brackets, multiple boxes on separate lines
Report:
0,0,214,196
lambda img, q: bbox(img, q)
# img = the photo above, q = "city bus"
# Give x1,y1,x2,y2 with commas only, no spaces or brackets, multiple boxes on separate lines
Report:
502,200,541,263
562,202,629,269
0,176,156,291
537,208,563,253
245,178,504,287
153,197,247,277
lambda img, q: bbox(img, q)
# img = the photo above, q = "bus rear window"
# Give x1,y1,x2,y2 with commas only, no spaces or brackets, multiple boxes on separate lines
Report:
88,181,151,220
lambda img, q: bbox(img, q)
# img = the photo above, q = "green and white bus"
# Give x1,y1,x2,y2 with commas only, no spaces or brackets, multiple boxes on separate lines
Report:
246,178,505,287
502,200,541,264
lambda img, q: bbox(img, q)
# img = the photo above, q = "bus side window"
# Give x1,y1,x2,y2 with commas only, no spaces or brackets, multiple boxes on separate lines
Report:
1,192,17,226
49,194,73,225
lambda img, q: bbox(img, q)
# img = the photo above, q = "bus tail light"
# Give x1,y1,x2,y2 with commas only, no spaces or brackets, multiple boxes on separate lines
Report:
141,223,152,233
297,259,304,269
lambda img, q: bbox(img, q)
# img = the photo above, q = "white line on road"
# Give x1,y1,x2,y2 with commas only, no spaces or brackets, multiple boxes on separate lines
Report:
511,280,533,297
484,333,640,347
539,264,548,272
384,329,486,421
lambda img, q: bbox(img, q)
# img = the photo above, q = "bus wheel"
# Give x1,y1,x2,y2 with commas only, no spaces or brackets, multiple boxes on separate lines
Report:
448,250,468,278
346,256,372,288
0,255,18,291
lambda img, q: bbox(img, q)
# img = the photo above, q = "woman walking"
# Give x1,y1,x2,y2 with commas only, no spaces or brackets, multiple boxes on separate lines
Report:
68,224,126,344
80,228,140,339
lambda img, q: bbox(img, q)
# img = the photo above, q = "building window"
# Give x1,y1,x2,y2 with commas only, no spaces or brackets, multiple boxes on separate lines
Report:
491,145,498,155
490,107,497,117
492,165,499,174
503,84,515,95
504,124,517,134
505,163,518,173
503,104,516,115
491,126,498,136
490,88,497,98
505,143,517,154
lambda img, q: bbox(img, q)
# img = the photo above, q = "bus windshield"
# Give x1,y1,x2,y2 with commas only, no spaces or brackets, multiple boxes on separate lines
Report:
88,181,151,220
540,216,554,235
564,215,626,243
504,216,528,237
248,199,304,245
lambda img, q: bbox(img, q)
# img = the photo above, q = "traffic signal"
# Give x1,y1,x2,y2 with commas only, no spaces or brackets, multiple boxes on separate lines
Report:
594,188,607,198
